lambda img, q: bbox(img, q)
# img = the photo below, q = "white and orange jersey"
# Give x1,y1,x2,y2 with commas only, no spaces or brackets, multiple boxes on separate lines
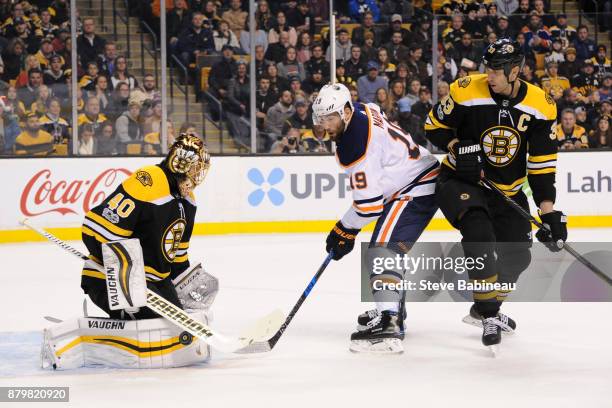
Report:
337,102,439,230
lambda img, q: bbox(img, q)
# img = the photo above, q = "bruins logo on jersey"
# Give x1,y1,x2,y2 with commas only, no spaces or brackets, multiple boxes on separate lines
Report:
161,218,186,262
481,126,521,167
458,77,471,88
136,170,153,187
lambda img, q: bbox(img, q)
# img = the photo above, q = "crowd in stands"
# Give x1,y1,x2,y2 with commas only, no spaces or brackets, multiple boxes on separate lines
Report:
1,0,611,156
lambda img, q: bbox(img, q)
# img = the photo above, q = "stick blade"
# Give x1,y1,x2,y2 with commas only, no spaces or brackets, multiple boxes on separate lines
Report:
234,339,273,354
238,308,285,342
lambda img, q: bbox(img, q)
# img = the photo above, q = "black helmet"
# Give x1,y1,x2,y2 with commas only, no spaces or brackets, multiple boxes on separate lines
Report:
482,38,524,77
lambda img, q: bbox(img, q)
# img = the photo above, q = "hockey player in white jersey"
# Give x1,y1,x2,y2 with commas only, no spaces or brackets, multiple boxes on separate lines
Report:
312,83,440,353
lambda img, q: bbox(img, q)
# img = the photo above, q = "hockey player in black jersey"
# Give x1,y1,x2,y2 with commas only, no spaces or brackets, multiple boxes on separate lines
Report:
81,133,211,320
425,39,568,352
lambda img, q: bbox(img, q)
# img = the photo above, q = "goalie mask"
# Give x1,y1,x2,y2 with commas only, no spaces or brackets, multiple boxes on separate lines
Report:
167,133,211,196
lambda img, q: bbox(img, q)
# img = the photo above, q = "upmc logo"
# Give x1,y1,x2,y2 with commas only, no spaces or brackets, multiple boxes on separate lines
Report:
247,168,350,207
20,168,131,216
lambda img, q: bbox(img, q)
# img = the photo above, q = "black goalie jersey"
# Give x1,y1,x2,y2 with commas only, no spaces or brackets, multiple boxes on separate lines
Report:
81,164,196,286
425,74,558,206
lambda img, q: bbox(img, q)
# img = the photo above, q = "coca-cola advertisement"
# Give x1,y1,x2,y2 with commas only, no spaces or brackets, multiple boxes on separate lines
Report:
1,158,154,229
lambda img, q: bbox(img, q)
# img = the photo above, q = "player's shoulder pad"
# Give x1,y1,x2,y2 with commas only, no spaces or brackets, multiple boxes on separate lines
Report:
449,74,491,105
517,80,557,121
336,102,371,168
122,165,171,203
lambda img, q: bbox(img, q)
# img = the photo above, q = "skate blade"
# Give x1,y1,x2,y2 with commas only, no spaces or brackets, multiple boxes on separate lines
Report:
462,315,515,335
349,338,403,354
488,344,499,358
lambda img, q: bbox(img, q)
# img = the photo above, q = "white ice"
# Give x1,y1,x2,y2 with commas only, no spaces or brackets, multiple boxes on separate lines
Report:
0,229,611,408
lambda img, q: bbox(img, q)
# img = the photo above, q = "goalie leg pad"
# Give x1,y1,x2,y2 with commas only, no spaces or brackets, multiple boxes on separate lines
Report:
41,312,211,370
102,239,147,312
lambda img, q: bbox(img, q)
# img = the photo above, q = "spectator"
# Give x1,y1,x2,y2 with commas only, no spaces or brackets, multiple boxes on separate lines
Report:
572,60,600,101
282,98,312,135
360,31,379,63
239,19,268,54
35,37,62,70
437,80,450,100
17,67,43,108
392,62,410,89
287,1,315,37
255,0,274,32
520,61,540,86
43,55,67,97
265,89,295,139
404,78,421,105
304,43,329,79
1,38,26,82
406,45,429,87
495,0,519,16
266,30,292,64
256,75,277,130
39,97,70,145
111,56,138,90
522,12,551,54
142,99,163,135
38,8,59,39
96,121,118,155
302,124,331,153
5,85,26,118
278,46,306,81
549,13,576,48
221,0,247,38
344,45,366,81
396,98,426,147
268,11,297,46
115,100,143,152
575,105,592,134
87,74,111,113
594,100,612,128
140,73,160,101
599,73,612,102
295,32,312,64
202,1,222,30
556,87,579,116
531,0,554,28
225,61,250,145
98,42,118,77
442,13,466,51
510,0,531,34
77,18,106,68
301,67,325,94
31,85,52,116
349,85,360,104
14,112,54,156
588,116,612,148
335,61,357,89
376,47,396,78
77,123,97,155
545,38,565,65
213,19,240,53
348,0,380,23
357,61,388,103
167,0,192,46
254,44,269,80
78,97,108,133
265,63,289,95
412,16,432,62
449,32,480,70
325,28,352,62
587,45,611,79
559,47,580,79
271,127,303,153
49,0,69,26
5,18,37,54
494,15,516,40
410,86,432,121
541,61,570,101
78,61,99,91
374,87,393,116
380,0,413,25
207,45,238,106
557,108,588,149
15,54,41,88
385,31,410,66
353,11,382,47
573,25,596,62
177,12,214,67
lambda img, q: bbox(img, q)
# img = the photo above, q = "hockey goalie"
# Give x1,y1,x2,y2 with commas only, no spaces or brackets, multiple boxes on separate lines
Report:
41,133,220,370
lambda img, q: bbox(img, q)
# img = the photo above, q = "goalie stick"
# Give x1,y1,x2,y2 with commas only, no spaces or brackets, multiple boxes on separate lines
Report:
21,218,284,353
236,251,334,353
481,178,612,286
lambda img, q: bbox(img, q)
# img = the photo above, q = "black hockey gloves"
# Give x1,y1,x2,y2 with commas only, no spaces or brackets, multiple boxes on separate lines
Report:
536,210,568,252
326,221,360,260
453,141,483,184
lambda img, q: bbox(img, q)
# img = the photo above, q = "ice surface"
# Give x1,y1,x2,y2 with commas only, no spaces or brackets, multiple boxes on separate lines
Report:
0,229,610,407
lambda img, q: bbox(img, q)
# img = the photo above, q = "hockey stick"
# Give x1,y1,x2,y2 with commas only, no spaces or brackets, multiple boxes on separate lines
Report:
480,178,612,286
20,218,285,353
236,251,335,353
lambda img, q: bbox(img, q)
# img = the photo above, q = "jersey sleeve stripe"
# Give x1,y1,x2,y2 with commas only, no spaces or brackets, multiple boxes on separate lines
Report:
527,160,557,169
85,212,133,237
528,154,557,163
82,226,109,243
83,219,128,242
528,168,556,175
144,265,170,279
354,195,384,204
353,203,384,213
174,254,189,263
425,112,452,130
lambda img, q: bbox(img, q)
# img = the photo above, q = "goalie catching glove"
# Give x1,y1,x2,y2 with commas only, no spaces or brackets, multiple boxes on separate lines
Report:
326,221,360,260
